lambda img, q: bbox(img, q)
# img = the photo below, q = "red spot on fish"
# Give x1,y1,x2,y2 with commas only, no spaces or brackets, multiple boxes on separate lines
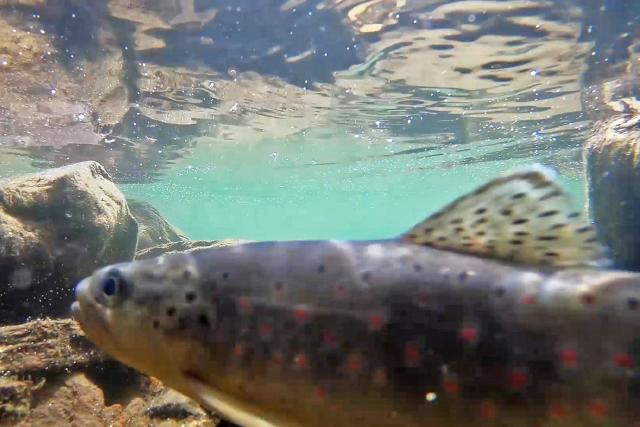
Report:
294,306,310,324
459,326,478,344
334,283,348,298
549,402,568,419
404,342,421,367
258,323,273,339
587,399,608,418
369,314,384,331
613,352,634,368
522,295,536,305
479,400,496,419
373,367,387,386
580,293,596,305
294,353,309,370
442,376,459,394
560,348,577,367
416,292,431,306
233,343,246,358
270,352,284,368
344,352,364,375
315,386,327,401
322,330,338,347
509,368,528,390
236,297,252,314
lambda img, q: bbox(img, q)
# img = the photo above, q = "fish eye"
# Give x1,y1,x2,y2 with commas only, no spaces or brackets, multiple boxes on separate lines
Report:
101,270,126,297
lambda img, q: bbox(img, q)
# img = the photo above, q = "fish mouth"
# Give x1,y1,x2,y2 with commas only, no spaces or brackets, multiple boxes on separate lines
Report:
71,277,112,346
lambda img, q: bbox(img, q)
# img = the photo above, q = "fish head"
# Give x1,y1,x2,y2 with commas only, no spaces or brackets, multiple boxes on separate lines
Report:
72,252,204,386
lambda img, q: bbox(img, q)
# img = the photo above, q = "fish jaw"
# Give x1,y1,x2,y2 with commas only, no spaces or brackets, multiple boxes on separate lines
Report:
72,275,118,355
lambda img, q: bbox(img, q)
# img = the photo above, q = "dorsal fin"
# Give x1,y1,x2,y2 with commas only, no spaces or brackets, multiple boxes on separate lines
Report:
402,165,609,267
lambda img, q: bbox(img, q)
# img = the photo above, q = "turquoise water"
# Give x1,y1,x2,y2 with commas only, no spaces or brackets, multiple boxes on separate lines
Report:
0,0,606,243
123,130,585,242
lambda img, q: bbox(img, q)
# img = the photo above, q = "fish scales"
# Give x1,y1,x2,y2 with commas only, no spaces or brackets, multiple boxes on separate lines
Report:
72,165,640,427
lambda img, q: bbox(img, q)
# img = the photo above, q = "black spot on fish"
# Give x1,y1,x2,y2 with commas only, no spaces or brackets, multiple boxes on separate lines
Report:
628,298,639,311
585,237,598,243
166,307,176,317
450,218,463,225
537,236,558,241
459,271,470,281
474,208,487,215
567,212,580,218
413,264,422,272
509,240,523,245
152,320,160,329
476,231,486,237
514,231,529,236
512,218,528,225
423,227,434,234
538,210,559,218
539,189,562,201
544,251,559,257
454,227,464,234
437,236,448,242
500,208,512,216
318,265,326,273
198,314,209,326
512,192,526,200
581,293,595,305
550,223,566,230
494,287,506,297
576,226,592,234
185,292,196,303
222,272,230,280
182,269,192,280
472,217,488,227
533,181,552,190
141,271,156,281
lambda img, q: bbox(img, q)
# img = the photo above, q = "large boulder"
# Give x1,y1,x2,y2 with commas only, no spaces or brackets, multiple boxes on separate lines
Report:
127,199,188,251
0,161,138,321
584,109,640,270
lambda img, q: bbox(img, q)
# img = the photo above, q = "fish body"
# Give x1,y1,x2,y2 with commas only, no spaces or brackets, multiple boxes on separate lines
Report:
72,166,640,426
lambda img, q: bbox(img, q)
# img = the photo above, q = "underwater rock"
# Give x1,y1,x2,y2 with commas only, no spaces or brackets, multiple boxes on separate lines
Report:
0,319,221,425
0,378,32,423
127,199,188,251
146,389,209,421
585,109,640,270
0,319,103,374
14,373,123,427
0,161,138,321
134,239,245,260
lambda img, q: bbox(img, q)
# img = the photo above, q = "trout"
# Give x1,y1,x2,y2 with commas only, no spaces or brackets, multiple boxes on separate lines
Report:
72,166,640,426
